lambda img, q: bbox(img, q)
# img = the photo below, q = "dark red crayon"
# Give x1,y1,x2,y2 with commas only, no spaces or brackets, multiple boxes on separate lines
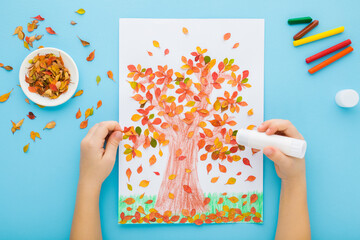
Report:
305,39,352,63
293,20,319,40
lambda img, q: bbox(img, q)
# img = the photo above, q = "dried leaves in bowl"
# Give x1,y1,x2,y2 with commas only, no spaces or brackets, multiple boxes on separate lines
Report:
25,53,71,99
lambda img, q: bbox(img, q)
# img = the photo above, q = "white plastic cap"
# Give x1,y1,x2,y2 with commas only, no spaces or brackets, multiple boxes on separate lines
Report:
335,89,359,108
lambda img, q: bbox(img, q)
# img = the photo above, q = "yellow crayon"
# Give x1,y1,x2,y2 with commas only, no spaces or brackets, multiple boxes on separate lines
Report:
293,26,344,47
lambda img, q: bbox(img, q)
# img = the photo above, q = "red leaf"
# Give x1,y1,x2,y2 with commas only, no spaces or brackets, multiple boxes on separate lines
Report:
152,118,161,125
245,175,256,182
243,158,252,168
236,172,242,176
164,49,169,55
32,15,45,21
46,27,56,34
250,194,258,204
218,62,224,71
203,197,210,205
154,172,160,176
178,156,186,161
183,185,192,193
219,163,227,173
27,112,36,120
223,33,231,40
212,72,218,81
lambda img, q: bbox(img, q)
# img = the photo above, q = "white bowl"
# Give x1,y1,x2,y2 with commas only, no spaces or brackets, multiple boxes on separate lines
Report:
19,47,79,107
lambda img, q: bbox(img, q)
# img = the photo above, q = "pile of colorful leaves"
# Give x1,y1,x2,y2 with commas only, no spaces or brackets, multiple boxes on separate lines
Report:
25,53,70,99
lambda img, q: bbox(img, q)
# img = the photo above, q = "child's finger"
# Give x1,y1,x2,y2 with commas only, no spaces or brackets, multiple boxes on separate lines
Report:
93,121,121,141
103,131,123,161
263,146,291,168
258,119,303,139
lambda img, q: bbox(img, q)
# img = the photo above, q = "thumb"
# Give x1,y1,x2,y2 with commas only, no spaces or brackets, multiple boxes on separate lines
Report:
263,146,290,168
104,131,123,161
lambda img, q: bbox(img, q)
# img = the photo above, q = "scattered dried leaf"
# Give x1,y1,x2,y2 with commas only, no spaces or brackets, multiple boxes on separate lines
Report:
76,108,81,119
0,89,13,102
46,27,56,35
43,121,56,130
70,21,77,25
27,112,36,120
75,8,86,15
78,36,90,46
86,50,95,61
73,90,83,98
96,100,102,109
80,119,88,129
30,131,41,141
107,70,115,81
23,143,29,153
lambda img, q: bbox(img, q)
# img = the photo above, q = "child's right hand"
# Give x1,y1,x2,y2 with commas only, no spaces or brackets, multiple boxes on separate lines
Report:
257,119,306,185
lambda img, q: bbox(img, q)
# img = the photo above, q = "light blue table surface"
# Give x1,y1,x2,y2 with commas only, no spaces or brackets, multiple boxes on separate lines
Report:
1,0,359,239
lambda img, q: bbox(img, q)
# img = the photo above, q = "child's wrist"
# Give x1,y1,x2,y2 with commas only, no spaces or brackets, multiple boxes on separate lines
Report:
78,175,102,194
281,174,307,191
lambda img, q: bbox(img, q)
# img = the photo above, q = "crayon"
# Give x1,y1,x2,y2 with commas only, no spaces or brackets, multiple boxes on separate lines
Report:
306,39,352,63
288,17,312,25
293,20,319,40
293,26,344,47
308,46,353,74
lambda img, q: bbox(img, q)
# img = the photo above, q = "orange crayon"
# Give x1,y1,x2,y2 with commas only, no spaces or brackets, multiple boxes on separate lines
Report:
308,46,353,74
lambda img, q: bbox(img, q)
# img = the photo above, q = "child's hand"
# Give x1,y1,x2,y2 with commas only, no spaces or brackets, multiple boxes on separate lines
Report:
79,121,123,187
257,119,306,184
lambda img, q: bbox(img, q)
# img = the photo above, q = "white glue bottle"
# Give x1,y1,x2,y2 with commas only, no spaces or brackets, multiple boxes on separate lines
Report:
236,129,307,159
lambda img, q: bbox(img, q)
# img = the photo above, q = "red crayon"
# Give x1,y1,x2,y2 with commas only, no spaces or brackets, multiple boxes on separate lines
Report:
306,39,352,63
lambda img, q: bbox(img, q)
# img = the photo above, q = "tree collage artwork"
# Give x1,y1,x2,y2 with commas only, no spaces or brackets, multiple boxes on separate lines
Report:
118,19,264,225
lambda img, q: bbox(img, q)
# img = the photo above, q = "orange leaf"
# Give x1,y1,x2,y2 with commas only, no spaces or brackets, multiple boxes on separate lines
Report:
0,89,13,102
73,90,83,98
219,163,227,173
245,175,256,182
139,193,145,199
95,101,102,110
126,168,132,181
232,42,239,49
123,197,135,205
137,165,143,174
247,125,256,130
147,51,153,56
131,114,142,121
247,108,253,116
183,185,192,193
176,149,182,157
225,177,236,185
75,108,81,119
139,180,150,188
153,40,160,48
182,27,188,35
43,121,56,130
149,155,156,166
217,198,224,204
86,50,95,61
169,193,175,199
242,201,247,206
107,70,115,81
211,177,219,183
224,33,231,40
228,196,239,203
80,119,88,129
145,200,153,204
23,143,29,153
46,27,56,34
206,164,212,174
250,194,258,204
203,197,210,205
77,36,90,46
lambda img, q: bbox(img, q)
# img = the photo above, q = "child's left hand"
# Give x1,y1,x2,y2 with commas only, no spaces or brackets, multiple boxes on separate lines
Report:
79,121,123,187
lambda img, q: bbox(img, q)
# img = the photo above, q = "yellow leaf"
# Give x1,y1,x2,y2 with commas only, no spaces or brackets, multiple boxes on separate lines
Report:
153,40,160,48
247,125,256,130
139,180,150,188
131,114,142,121
213,100,221,111
248,108,253,116
185,169,192,173
187,131,194,138
137,206,145,214
169,193,175,199
168,174,177,180
134,149,142,157
198,121,207,128
185,101,195,107
126,154,132,162
159,149,163,157
225,177,236,185
127,183,133,191
23,143,29,153
30,131,41,142
75,8,86,15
